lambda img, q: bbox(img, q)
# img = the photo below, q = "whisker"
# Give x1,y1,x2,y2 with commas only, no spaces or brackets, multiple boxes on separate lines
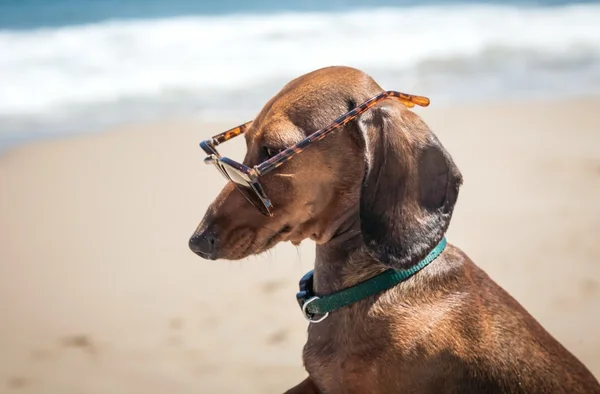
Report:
266,249,273,265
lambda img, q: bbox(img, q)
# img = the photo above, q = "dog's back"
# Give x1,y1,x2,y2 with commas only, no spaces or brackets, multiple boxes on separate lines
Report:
426,245,600,393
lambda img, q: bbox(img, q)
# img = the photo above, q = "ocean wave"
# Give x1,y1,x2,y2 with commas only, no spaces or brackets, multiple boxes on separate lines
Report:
1,3,600,135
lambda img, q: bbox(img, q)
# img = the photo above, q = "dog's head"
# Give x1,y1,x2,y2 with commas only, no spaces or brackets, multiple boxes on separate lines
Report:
189,66,462,268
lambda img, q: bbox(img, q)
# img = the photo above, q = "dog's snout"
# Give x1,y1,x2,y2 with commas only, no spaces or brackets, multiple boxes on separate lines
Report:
189,230,219,260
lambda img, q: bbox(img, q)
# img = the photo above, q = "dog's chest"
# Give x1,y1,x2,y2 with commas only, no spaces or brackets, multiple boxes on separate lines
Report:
304,345,385,394
303,319,400,394
308,354,381,394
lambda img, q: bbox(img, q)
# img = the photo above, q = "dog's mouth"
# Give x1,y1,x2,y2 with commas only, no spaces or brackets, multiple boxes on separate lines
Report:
227,225,293,259
263,225,292,250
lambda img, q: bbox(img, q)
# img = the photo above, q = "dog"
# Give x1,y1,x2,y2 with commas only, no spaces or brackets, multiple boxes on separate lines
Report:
189,66,600,393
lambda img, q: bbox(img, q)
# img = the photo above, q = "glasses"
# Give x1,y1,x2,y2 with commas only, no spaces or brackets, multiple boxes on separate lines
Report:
199,90,430,216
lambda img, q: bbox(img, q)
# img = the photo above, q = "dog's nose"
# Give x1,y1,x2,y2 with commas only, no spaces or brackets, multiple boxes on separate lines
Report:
189,230,219,260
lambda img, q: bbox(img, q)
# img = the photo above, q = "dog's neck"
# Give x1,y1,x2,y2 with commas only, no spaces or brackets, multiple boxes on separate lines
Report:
313,212,383,294
313,210,448,296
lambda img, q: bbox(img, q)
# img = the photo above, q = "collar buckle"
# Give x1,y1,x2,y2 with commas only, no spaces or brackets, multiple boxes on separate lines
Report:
296,270,329,323
301,296,329,323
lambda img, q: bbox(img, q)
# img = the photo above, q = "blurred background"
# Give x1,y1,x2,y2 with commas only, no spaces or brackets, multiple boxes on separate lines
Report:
0,0,599,393
2,0,600,151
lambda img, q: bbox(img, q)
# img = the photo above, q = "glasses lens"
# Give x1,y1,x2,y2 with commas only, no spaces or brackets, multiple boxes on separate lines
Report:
214,162,230,180
221,164,270,215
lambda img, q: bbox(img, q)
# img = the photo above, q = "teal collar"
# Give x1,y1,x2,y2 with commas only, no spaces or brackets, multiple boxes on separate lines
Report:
296,237,447,323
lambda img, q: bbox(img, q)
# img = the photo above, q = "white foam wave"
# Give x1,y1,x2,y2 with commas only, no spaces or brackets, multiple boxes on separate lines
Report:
1,4,600,120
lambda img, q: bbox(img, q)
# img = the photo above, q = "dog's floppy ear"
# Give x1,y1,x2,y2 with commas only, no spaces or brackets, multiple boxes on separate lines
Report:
356,100,462,269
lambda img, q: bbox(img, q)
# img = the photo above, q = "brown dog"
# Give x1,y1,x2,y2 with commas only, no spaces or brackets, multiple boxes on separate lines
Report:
189,66,600,393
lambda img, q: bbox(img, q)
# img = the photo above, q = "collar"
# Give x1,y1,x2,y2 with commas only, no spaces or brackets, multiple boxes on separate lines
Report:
296,237,447,323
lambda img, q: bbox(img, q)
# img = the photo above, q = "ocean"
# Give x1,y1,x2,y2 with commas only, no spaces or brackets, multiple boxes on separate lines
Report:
1,0,600,150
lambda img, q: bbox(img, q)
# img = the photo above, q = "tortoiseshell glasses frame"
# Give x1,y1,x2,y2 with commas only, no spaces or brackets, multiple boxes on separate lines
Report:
200,90,431,216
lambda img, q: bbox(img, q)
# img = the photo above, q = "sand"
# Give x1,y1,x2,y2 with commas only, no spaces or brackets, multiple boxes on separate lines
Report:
1,98,599,393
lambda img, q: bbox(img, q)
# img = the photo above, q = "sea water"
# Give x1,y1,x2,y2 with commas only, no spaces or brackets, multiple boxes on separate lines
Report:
1,0,599,150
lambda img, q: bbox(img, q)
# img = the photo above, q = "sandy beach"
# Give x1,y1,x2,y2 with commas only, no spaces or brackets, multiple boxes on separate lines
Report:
1,98,599,393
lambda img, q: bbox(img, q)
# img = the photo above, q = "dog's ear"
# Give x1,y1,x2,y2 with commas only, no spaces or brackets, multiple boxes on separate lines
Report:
355,100,462,269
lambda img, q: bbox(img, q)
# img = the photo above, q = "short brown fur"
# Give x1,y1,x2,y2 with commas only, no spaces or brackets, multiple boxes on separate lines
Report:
189,66,600,393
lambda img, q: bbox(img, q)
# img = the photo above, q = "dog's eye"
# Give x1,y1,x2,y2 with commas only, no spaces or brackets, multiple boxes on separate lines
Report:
263,147,282,159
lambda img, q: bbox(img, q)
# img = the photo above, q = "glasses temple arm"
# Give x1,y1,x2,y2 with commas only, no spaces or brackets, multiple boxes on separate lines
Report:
255,90,430,175
210,121,252,146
